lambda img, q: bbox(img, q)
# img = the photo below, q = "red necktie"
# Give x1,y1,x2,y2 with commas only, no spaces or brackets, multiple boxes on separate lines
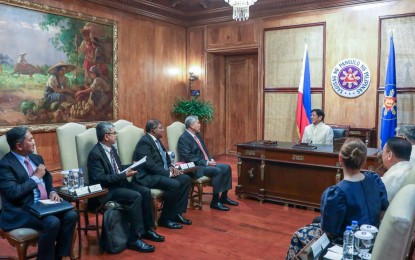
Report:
194,135,209,160
24,157,47,200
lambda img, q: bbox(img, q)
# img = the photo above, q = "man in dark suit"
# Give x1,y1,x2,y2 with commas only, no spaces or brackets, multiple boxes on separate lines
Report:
87,122,164,253
0,126,77,260
133,119,191,229
178,115,239,211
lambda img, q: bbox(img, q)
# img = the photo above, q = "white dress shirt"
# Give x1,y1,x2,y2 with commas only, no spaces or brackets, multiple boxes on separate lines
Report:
381,160,415,202
301,122,334,145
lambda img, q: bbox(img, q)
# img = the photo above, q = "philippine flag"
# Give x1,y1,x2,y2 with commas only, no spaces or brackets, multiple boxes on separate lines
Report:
296,44,312,140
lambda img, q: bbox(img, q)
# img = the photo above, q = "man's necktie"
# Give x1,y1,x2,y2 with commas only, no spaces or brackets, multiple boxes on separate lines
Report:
24,157,47,199
194,135,209,160
110,149,120,174
155,140,168,170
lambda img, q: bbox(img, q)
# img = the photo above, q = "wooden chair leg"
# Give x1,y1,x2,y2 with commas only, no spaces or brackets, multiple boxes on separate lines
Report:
189,184,196,209
152,198,158,229
15,242,29,260
197,183,203,210
70,228,78,260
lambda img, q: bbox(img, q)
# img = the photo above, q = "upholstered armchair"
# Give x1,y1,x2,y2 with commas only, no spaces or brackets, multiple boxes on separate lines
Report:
113,119,133,131
75,128,99,236
371,184,415,260
328,124,350,140
0,135,9,158
56,123,86,170
166,121,212,210
116,125,164,227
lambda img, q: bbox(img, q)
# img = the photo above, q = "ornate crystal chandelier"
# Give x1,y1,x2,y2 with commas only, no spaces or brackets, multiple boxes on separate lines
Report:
224,0,257,21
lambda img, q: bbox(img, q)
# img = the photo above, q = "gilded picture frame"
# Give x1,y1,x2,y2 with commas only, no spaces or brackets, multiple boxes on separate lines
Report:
0,0,118,134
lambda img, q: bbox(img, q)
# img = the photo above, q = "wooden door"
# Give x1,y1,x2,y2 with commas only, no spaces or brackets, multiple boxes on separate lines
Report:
225,55,259,154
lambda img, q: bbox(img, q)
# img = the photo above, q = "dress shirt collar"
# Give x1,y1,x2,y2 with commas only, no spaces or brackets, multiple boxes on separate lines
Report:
148,133,158,143
99,142,112,154
186,129,196,138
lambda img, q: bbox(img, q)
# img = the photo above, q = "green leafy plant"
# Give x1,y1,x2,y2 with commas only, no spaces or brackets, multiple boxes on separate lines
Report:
172,96,214,123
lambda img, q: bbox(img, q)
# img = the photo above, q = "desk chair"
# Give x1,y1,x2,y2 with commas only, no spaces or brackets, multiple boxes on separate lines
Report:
371,184,415,260
329,124,350,140
116,125,164,227
166,121,212,210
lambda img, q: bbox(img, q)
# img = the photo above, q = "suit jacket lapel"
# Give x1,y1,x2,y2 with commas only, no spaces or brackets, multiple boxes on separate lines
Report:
147,134,163,162
5,152,30,181
97,144,115,174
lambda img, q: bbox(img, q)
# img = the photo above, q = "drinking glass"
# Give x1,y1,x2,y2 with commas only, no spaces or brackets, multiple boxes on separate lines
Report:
360,224,378,241
61,171,69,190
354,230,373,260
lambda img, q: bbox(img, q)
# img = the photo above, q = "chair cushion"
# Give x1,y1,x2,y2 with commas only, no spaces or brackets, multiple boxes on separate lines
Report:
3,228,40,241
371,184,415,260
193,176,211,184
151,189,164,198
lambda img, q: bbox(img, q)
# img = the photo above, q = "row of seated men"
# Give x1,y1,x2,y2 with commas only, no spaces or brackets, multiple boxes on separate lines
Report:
0,115,239,259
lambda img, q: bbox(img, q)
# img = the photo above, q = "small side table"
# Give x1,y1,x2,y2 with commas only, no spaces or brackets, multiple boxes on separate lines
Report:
56,187,108,260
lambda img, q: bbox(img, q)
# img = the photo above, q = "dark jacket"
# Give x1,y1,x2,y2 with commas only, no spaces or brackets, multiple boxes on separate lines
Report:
132,134,171,187
0,152,54,230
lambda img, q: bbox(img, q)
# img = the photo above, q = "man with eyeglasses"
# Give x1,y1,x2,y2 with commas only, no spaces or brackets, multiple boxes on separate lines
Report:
87,122,164,253
381,137,415,202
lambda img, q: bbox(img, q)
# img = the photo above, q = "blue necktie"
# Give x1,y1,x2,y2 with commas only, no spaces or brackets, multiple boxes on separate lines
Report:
155,140,168,170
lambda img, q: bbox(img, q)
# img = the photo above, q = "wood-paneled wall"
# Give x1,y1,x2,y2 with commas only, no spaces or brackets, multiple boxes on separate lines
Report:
187,0,415,154
17,0,187,170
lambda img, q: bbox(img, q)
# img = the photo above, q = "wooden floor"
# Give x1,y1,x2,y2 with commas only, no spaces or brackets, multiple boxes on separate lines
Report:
0,155,320,259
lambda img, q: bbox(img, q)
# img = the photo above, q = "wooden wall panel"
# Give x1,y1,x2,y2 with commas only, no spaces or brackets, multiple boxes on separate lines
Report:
10,0,187,169
206,19,259,51
261,1,415,129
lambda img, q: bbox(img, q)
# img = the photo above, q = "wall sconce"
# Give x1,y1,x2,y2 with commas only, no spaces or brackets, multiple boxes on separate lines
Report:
189,72,199,88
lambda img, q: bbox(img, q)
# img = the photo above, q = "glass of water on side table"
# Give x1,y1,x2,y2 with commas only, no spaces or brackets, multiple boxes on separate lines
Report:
61,171,69,190
354,230,374,260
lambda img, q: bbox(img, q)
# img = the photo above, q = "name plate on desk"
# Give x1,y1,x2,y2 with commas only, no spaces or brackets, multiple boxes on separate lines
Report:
89,184,103,193
187,162,195,168
180,164,189,170
75,186,90,196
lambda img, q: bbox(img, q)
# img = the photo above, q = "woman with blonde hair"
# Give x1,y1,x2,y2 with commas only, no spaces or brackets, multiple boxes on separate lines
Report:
286,138,388,259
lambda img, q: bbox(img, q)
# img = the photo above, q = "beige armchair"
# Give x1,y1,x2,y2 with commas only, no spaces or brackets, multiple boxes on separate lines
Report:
113,119,133,131
75,128,99,236
56,123,86,170
0,135,9,158
166,121,212,210
371,184,415,260
116,125,164,227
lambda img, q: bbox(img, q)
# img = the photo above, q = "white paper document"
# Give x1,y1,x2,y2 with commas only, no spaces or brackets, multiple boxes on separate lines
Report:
39,199,60,205
323,251,342,260
120,156,147,174
328,245,343,254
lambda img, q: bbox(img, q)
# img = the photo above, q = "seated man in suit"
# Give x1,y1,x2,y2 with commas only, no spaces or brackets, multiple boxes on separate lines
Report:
87,122,164,253
396,124,415,163
133,119,192,229
178,115,238,211
301,109,334,145
0,126,77,260
381,137,414,202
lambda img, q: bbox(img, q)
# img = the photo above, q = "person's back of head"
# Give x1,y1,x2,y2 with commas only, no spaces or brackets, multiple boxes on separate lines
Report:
339,138,367,170
384,137,412,161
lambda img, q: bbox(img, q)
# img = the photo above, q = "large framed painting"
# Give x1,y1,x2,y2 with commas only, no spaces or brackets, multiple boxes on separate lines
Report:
0,0,118,133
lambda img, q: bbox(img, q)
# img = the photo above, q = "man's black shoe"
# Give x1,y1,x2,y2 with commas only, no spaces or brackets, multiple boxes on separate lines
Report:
210,202,230,211
220,197,239,206
127,239,155,253
158,219,183,229
175,214,192,225
142,229,165,242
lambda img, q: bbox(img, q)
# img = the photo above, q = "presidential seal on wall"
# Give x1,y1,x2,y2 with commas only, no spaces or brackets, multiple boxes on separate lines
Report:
331,58,371,98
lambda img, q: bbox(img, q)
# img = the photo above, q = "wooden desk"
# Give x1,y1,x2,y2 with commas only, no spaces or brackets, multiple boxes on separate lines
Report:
57,187,108,260
235,141,381,209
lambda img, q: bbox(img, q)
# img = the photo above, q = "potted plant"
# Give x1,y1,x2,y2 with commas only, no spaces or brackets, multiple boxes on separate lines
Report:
172,96,214,123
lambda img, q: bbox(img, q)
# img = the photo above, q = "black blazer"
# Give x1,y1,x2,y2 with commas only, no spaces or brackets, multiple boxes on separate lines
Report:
87,143,131,205
132,134,171,187
177,131,211,178
0,152,54,231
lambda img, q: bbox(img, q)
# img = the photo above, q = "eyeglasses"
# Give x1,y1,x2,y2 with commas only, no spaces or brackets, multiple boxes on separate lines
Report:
106,132,117,135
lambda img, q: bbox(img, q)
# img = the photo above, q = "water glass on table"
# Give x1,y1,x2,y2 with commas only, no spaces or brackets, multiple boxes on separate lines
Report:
61,171,69,190
354,230,374,259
